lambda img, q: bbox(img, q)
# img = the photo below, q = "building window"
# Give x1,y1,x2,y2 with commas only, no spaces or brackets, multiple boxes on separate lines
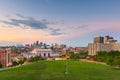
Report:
44,53,46,57
48,53,50,57
39,54,41,57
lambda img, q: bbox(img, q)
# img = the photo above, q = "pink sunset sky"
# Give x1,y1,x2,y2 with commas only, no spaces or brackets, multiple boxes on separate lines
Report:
0,0,120,46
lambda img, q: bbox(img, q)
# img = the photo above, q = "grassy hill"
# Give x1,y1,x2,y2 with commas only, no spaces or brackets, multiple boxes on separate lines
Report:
0,60,120,80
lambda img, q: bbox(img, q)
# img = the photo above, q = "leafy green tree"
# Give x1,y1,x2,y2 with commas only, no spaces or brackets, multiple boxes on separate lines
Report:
18,60,24,65
34,56,40,61
39,56,44,60
106,58,114,65
0,62,2,68
70,52,80,60
28,56,44,62
28,57,34,62
23,57,27,62
79,52,88,59
113,56,120,66
96,50,120,65
12,61,18,66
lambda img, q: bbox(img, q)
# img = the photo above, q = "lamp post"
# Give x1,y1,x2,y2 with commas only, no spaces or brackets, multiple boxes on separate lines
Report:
65,61,69,75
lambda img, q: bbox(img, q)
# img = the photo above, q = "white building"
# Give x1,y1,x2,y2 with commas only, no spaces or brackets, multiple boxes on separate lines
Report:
31,48,59,58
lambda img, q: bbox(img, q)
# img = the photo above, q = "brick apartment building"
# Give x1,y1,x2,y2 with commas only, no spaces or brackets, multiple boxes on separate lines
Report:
0,48,11,67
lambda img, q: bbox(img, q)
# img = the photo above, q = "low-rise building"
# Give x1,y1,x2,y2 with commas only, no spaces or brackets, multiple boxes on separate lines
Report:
75,47,88,53
60,44,66,49
31,48,59,58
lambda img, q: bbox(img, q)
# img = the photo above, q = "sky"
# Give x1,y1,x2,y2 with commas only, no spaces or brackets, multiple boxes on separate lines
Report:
0,0,120,47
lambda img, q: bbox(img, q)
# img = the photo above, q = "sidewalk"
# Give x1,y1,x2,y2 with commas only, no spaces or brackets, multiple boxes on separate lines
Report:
80,59,106,65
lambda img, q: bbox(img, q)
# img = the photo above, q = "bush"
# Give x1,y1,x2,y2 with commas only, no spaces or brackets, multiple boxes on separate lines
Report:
106,58,114,65
113,57,120,66
28,56,44,62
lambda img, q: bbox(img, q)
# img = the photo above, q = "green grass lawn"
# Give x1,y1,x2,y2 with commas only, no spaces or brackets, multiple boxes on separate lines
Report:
0,60,120,80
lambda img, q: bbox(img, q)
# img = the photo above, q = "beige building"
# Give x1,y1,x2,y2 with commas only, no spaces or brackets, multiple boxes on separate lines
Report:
112,43,120,51
88,43,120,56
88,35,120,56
88,43,112,55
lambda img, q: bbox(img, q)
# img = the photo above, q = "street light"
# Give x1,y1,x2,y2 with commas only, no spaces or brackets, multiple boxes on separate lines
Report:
65,61,69,75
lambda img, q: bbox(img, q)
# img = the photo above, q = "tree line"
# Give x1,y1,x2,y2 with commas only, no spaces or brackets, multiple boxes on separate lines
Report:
69,50,120,67
92,50,120,66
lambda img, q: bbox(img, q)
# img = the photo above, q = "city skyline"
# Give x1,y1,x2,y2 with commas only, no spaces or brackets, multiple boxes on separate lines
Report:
0,0,120,47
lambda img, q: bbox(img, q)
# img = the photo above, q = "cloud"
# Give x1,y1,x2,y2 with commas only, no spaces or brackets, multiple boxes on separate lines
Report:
16,13,37,20
49,28,63,35
77,24,88,29
16,13,61,25
1,18,48,29
68,24,88,30
16,13,28,19
0,14,65,36
0,14,64,29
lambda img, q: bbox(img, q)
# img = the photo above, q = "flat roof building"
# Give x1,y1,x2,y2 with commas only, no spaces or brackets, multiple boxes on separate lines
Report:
94,36,104,43
88,43,112,55
88,35,120,56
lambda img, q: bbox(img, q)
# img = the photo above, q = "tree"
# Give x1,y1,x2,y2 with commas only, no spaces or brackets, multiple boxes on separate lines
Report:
79,52,88,59
18,60,24,65
0,62,2,68
28,56,44,62
113,56,120,66
28,57,34,62
12,61,18,66
106,58,114,65
70,52,80,60
34,56,40,61
23,57,27,62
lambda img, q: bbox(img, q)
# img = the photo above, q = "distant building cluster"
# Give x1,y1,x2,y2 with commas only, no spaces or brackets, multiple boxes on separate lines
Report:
1,35,119,67
0,40,88,68
88,35,120,55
